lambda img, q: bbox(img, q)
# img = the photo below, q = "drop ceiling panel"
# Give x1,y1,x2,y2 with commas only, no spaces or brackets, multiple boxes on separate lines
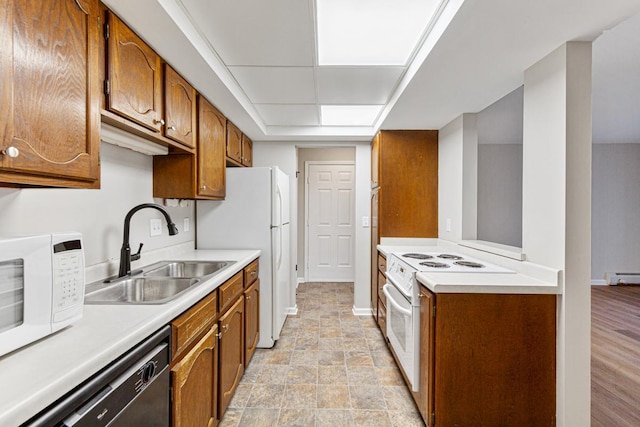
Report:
317,67,405,104
255,104,320,126
180,0,314,66
230,66,317,104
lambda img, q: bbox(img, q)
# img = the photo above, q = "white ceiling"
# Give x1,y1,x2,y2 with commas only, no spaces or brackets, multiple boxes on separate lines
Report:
102,0,640,143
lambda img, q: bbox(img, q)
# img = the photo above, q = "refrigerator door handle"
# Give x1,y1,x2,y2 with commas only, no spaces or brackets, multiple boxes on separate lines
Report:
277,227,283,270
276,186,283,227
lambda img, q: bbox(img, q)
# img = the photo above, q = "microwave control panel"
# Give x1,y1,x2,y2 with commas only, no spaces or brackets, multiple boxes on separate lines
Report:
52,238,85,320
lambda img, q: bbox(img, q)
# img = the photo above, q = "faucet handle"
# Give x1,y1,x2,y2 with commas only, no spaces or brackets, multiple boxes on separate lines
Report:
131,243,144,261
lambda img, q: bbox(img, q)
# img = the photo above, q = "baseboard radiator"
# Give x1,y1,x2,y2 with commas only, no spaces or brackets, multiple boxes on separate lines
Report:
605,272,640,285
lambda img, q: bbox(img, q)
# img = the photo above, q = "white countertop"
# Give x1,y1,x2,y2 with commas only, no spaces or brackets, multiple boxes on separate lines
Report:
378,239,562,295
0,249,260,427
416,271,560,294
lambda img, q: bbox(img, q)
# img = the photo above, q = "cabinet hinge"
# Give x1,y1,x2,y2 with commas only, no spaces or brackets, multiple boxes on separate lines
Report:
104,80,110,96
103,23,109,40
432,305,436,318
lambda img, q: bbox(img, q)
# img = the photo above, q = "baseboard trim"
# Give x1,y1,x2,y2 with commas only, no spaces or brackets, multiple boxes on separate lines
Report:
591,279,607,286
352,306,373,317
286,306,299,316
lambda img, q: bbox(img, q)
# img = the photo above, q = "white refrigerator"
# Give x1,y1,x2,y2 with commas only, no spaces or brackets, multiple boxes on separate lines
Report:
196,166,290,348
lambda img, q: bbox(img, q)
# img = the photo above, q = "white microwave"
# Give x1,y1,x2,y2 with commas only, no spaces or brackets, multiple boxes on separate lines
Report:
0,232,85,357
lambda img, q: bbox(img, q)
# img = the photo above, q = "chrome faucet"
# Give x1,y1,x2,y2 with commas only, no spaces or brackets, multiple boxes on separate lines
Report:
113,203,179,280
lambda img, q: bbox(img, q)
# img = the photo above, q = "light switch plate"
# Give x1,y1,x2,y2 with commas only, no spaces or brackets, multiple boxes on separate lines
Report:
183,217,190,232
362,216,369,227
150,219,162,237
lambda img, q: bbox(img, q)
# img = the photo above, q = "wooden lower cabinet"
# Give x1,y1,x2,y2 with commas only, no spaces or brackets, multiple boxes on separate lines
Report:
417,287,557,426
171,324,218,427
218,295,245,417
244,279,260,367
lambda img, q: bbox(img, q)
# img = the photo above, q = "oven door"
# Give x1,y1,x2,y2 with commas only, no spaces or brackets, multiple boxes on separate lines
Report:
382,283,420,392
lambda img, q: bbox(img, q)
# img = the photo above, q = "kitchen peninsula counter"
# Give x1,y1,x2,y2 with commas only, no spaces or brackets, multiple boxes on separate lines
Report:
0,249,260,427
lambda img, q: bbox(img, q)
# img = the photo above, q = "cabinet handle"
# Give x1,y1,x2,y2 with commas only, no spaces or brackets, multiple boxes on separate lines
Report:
1,146,19,158
216,332,223,339
168,125,176,131
153,118,166,126
201,185,207,190
222,324,229,332
246,296,251,301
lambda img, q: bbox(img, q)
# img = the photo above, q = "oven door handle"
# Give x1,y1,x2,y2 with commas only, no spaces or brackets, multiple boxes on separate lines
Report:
382,284,412,316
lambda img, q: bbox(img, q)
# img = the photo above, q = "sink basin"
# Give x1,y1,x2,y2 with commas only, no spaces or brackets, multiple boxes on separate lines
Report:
85,277,199,304
144,261,233,278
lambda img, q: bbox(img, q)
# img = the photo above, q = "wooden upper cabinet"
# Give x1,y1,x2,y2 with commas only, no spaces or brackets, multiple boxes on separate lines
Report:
198,96,226,198
226,121,243,165
375,130,438,238
0,0,101,188
164,64,196,149
106,11,163,133
241,135,253,167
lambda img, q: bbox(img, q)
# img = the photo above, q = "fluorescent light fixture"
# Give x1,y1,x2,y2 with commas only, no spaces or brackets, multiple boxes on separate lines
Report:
100,123,169,156
317,0,444,66
321,105,383,126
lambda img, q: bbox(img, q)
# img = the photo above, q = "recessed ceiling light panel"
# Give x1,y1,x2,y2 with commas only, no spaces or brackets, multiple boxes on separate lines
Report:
321,105,383,126
317,0,443,66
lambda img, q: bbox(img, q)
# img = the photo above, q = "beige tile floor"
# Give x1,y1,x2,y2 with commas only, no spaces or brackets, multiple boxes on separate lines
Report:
219,282,425,427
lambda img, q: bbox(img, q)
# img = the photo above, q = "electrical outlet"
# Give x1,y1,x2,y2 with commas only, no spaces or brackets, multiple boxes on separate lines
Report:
362,216,369,227
150,219,162,237
446,218,452,232
183,217,190,232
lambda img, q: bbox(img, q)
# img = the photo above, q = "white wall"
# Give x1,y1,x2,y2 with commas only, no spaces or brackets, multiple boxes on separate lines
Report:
253,141,371,313
477,86,523,247
592,143,640,281
0,142,195,280
477,144,523,247
438,113,478,242
522,42,592,427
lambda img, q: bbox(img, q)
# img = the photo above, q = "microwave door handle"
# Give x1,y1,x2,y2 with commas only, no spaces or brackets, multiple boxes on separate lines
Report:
382,285,412,316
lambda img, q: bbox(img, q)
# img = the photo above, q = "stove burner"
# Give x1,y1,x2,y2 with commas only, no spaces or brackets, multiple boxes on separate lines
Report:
438,254,464,260
403,253,433,260
420,261,450,268
454,261,485,268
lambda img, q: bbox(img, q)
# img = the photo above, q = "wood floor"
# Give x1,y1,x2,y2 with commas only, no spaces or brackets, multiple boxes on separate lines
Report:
592,285,640,426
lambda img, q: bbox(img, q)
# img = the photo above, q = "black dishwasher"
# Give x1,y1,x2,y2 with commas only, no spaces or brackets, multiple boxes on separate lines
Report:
24,326,171,427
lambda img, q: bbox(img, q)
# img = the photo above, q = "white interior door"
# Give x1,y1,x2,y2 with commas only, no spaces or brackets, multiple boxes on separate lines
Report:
306,162,355,282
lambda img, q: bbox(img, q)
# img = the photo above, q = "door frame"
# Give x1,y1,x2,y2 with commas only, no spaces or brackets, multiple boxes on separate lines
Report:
304,160,356,282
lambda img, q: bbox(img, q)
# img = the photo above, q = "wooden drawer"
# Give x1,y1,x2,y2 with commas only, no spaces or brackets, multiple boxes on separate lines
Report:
378,253,387,273
378,270,386,307
220,271,244,313
243,258,259,287
171,291,217,360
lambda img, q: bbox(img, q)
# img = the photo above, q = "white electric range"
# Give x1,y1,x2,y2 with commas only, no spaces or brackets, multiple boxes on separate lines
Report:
382,250,513,392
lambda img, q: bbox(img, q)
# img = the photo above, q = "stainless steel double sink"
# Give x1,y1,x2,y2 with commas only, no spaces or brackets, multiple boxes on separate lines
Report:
84,260,234,304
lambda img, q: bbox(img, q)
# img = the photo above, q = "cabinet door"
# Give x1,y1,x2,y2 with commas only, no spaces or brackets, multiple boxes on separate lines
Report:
244,279,259,367
0,0,100,186
225,121,242,164
419,287,435,425
164,64,196,148
172,324,218,427
241,134,253,167
198,96,226,198
106,12,163,132
218,295,245,418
